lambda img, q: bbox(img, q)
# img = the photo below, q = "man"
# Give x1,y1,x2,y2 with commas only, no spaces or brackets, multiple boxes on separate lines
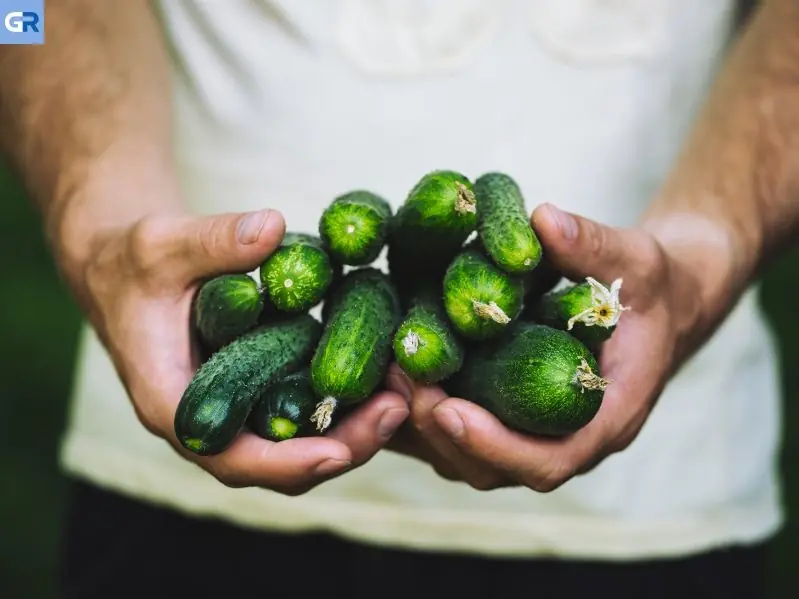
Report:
0,0,795,597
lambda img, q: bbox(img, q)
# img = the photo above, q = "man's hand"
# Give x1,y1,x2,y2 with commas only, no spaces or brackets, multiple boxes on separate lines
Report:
387,203,738,492
70,207,409,496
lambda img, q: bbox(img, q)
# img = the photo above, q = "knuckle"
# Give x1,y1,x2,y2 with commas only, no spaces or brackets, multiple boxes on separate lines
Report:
207,465,248,489
127,216,175,275
273,483,313,497
195,217,229,261
636,236,668,283
527,459,574,493
466,471,506,492
585,221,607,256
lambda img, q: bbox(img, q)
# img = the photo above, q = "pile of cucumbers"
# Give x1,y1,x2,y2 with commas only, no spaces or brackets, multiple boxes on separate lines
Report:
175,170,628,457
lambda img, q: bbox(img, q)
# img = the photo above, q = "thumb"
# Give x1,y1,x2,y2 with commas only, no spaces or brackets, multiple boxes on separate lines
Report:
170,208,286,281
531,203,628,284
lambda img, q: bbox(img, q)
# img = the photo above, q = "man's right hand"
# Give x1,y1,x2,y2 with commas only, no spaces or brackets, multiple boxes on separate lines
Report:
64,207,410,496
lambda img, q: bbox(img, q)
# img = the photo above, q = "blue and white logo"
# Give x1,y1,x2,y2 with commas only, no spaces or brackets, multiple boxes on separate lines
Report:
0,0,44,44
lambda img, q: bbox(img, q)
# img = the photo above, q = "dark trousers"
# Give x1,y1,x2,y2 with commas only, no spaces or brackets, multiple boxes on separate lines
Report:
59,479,769,599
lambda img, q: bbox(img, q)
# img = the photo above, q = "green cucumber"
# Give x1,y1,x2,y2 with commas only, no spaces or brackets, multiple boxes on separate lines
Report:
387,170,478,282
446,322,608,436
319,190,392,265
193,274,263,353
523,256,562,303
532,277,628,349
310,268,402,432
393,282,464,384
175,314,322,456
248,369,317,441
442,249,524,340
260,232,335,313
475,172,542,274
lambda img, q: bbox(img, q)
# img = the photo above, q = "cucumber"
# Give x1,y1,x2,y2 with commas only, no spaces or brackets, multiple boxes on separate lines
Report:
319,190,392,265
175,314,322,456
531,277,628,349
446,322,609,436
260,232,335,313
387,170,478,282
442,248,524,340
248,369,317,441
193,274,263,353
523,255,562,303
475,172,542,274
393,282,464,384
310,268,402,432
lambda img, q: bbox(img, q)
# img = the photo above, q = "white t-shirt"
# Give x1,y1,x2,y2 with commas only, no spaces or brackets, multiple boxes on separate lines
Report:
59,0,784,559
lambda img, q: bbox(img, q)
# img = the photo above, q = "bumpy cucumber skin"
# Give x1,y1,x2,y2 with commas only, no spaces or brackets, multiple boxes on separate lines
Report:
175,314,322,456
248,369,317,441
442,249,524,340
318,190,392,266
533,281,613,349
393,282,464,384
311,268,402,405
446,322,604,436
387,170,478,281
194,274,263,353
475,172,542,274
260,233,334,313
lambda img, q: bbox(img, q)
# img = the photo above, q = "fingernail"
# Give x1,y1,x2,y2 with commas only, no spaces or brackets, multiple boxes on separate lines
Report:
545,204,578,241
237,209,272,244
434,407,465,440
314,458,351,477
378,408,408,440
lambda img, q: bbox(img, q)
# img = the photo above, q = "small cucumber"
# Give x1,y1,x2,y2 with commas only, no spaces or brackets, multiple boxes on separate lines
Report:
387,170,478,282
446,322,609,436
523,256,562,304
248,369,317,441
193,274,263,353
260,232,335,313
532,277,628,349
319,190,392,265
393,282,464,384
442,249,524,340
475,172,542,274
310,268,402,432
175,314,322,456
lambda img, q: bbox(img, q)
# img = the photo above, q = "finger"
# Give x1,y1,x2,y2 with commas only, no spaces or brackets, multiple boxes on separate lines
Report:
194,431,354,492
135,209,287,283
432,397,612,492
325,390,410,466
386,366,511,490
531,203,632,284
385,423,464,482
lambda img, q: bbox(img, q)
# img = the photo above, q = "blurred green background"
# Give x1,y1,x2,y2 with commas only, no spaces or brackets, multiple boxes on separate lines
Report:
1,149,798,597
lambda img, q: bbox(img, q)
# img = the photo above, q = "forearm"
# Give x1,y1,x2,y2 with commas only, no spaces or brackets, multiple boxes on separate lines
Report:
0,0,179,276
641,0,799,315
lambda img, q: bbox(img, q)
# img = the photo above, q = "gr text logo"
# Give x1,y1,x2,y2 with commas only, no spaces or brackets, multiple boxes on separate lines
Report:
4,10,39,33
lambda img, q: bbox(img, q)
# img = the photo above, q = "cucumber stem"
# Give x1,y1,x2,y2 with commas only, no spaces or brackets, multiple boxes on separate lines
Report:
311,397,338,432
574,358,610,392
401,331,421,356
455,183,477,216
472,300,511,324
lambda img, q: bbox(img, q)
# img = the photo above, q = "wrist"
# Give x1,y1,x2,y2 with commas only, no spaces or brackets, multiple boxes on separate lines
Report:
640,211,757,331
48,141,184,278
